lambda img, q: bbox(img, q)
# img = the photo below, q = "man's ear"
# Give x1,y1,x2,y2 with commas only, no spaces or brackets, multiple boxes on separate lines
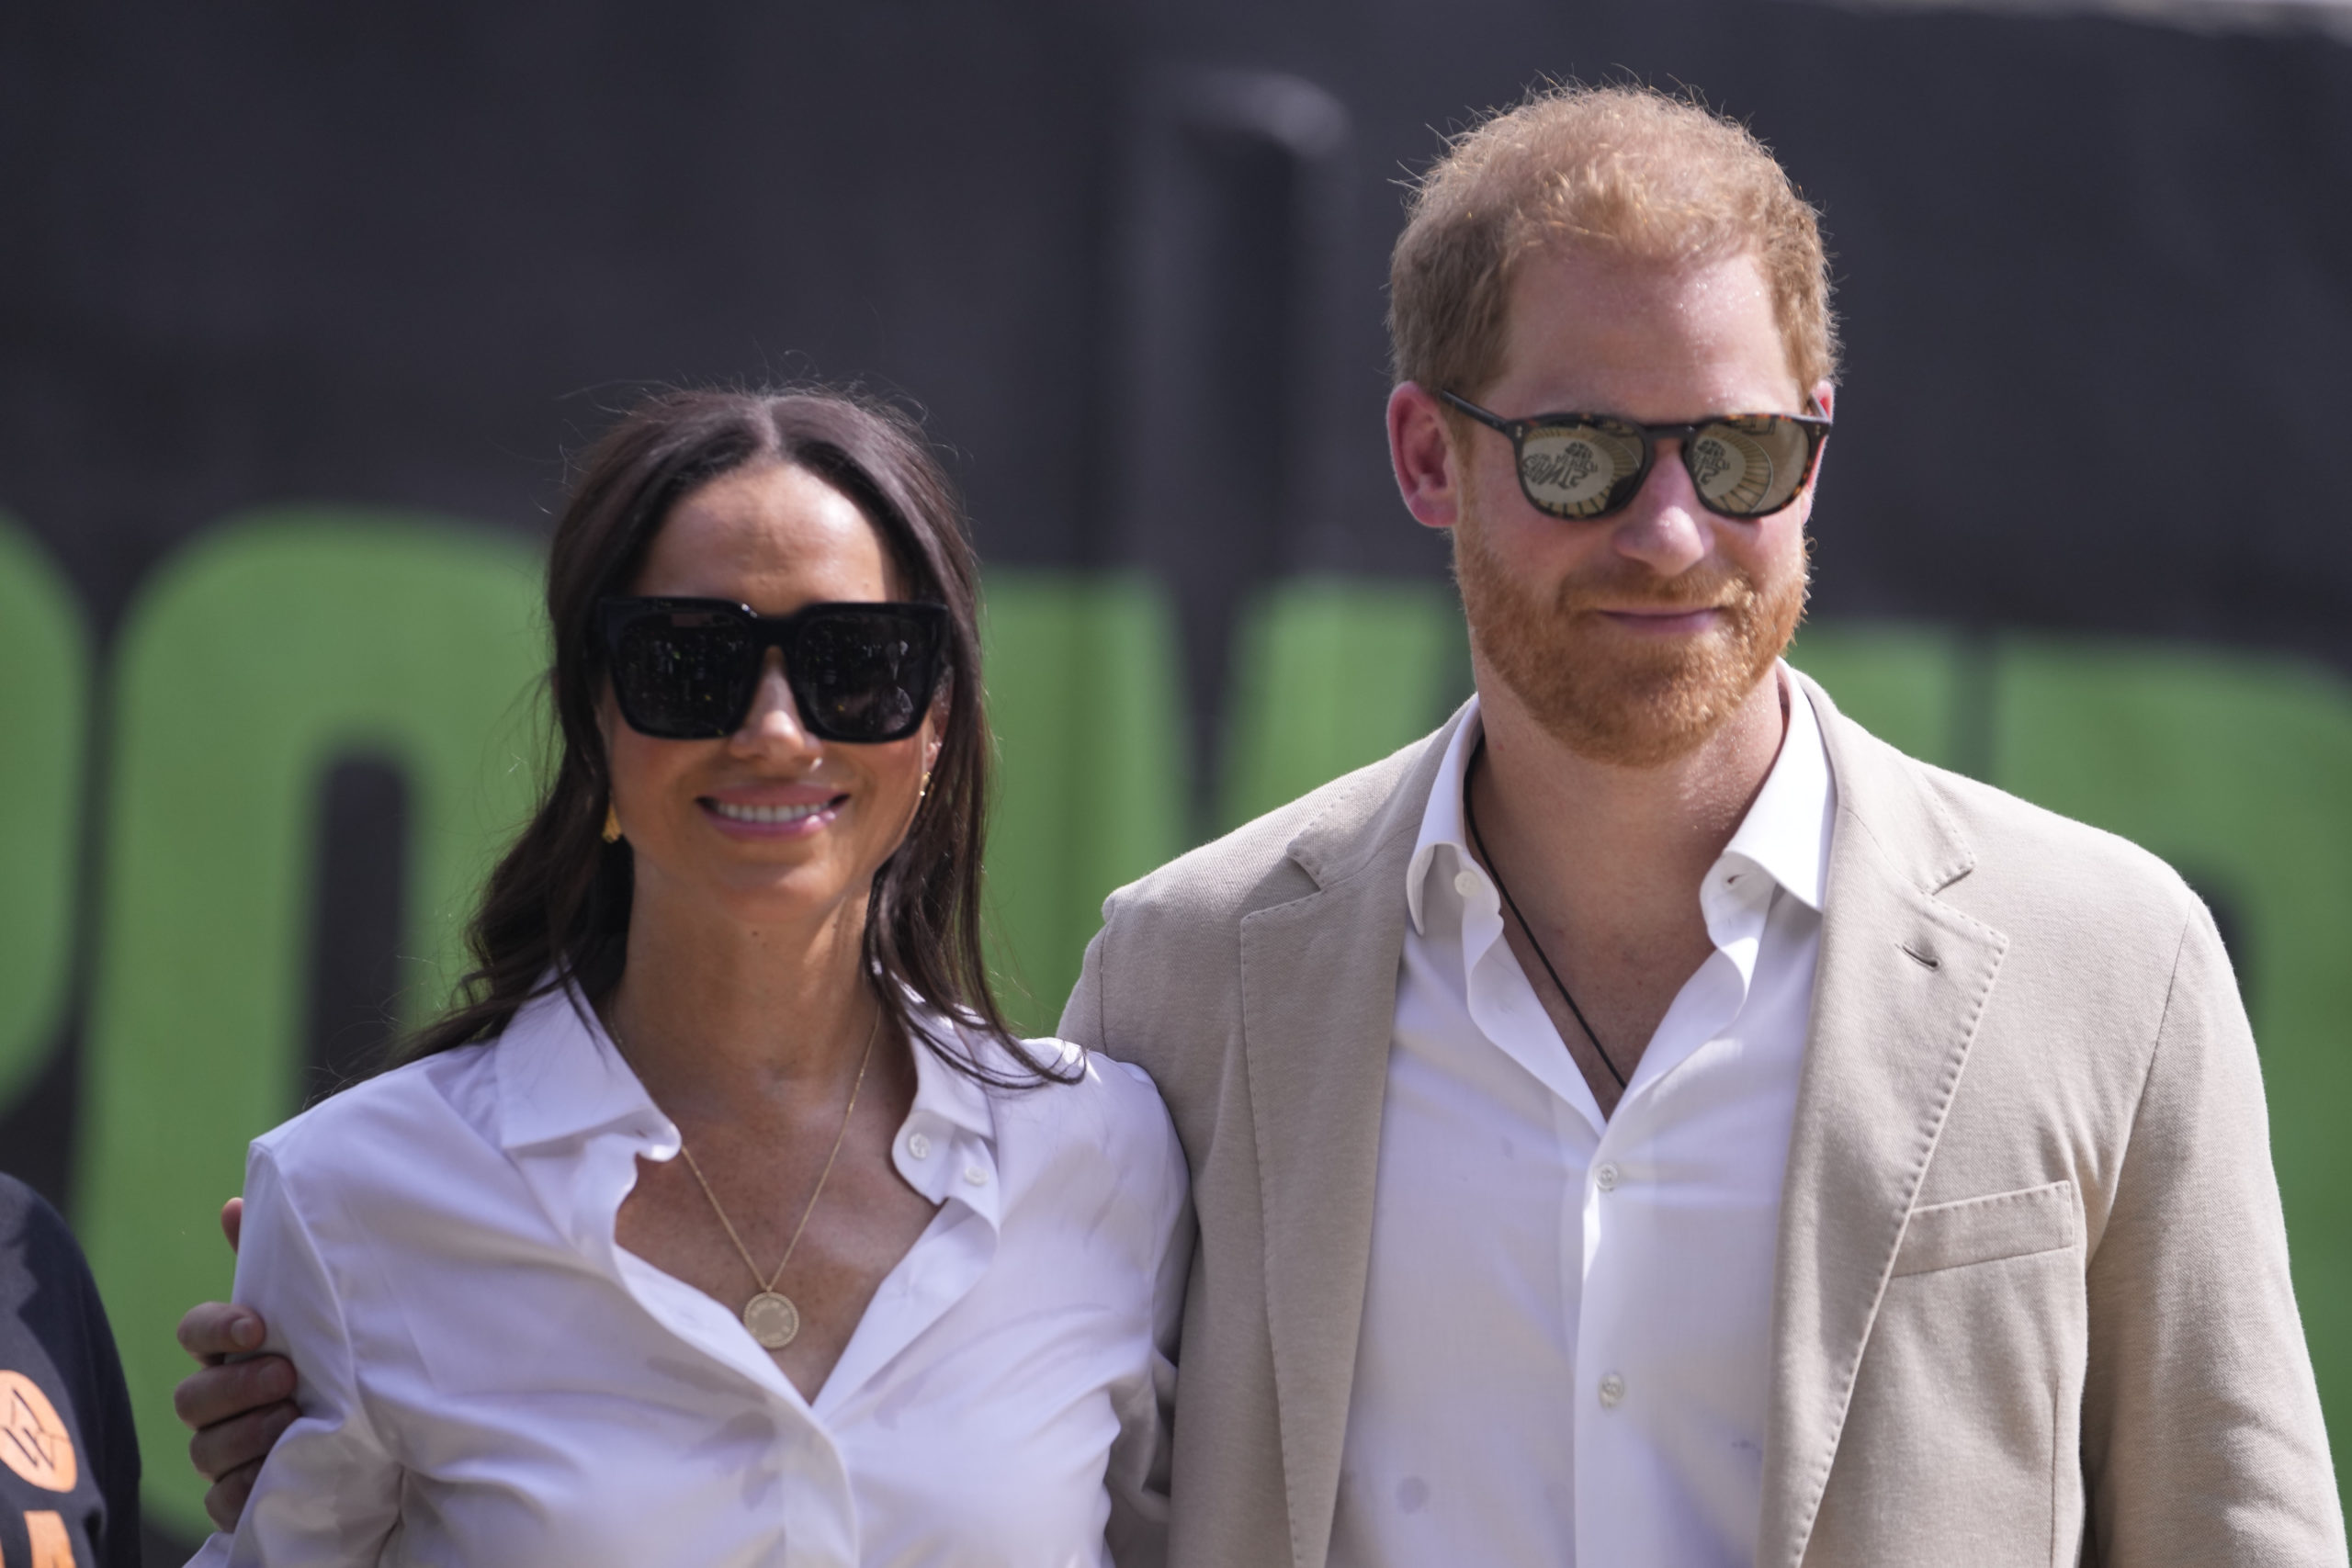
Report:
1388,382,1469,532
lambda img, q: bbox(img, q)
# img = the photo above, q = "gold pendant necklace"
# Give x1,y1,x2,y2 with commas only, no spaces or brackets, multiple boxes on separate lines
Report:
663,1009,881,1350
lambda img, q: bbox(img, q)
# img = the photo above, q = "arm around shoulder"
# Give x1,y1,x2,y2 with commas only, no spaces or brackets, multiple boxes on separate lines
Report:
188,1143,402,1567
2081,899,2347,1564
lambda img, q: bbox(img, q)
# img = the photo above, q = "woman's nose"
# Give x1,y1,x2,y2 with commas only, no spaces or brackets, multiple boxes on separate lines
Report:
730,649,816,752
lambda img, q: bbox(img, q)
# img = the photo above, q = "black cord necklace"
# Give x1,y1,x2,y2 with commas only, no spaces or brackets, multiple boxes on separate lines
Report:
1461,738,1627,1090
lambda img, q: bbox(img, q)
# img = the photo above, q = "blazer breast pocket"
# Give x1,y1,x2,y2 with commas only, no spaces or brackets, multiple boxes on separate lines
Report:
1893,1179,2077,1277
1819,1179,2089,1564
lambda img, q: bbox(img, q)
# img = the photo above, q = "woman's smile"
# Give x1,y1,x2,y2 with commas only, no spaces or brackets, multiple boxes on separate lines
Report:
700,788,847,838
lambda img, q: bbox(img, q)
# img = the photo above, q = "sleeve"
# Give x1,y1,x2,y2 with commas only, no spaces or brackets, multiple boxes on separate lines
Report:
54,1211,141,1568
187,1143,404,1568
1057,905,1114,1053
11,1185,143,1568
2080,900,2348,1565
1102,1070,1194,1568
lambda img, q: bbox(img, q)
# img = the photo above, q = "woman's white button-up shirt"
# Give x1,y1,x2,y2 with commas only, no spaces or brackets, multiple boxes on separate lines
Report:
192,987,1191,1568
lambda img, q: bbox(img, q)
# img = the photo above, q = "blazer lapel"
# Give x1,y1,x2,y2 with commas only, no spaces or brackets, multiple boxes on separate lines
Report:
1238,706,1466,1568
1758,675,2012,1566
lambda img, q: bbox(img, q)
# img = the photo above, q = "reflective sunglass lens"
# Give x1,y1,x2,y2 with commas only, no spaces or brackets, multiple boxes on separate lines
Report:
1690,417,1812,516
1519,420,1645,518
797,613,934,742
615,615,752,738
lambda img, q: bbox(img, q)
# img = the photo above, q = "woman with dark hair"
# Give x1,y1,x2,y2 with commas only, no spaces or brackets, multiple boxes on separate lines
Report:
175,388,1187,1566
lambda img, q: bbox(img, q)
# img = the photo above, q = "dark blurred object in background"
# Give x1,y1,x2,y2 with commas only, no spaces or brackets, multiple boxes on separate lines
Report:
3,1,2349,1554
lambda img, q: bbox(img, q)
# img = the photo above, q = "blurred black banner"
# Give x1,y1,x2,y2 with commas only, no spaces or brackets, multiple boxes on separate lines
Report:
4,0,2348,1548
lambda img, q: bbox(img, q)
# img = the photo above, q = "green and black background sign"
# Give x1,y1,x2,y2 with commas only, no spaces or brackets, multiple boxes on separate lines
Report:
6,0,2351,1551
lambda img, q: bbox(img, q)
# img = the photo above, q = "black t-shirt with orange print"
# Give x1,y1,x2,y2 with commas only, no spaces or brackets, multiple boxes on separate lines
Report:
0,1176,138,1568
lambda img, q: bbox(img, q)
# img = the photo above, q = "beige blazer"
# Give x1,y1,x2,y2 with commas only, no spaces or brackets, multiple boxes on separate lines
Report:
1067,676,2345,1568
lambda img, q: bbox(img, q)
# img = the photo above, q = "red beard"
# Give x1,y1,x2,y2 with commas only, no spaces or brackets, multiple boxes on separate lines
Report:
1453,510,1807,768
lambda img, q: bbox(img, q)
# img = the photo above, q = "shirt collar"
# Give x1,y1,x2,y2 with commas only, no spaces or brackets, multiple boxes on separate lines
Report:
493,981,1001,1155
893,1012,1007,1224
1406,697,1487,937
1405,662,1836,934
1717,664,1834,914
902,1013,1001,1146
495,984,675,1155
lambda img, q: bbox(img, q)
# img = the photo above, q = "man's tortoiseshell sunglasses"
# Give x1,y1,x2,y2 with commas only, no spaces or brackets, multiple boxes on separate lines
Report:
1439,389,1831,522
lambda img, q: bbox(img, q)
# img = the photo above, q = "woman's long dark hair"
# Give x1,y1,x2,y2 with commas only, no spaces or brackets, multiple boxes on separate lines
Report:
404,386,1069,1088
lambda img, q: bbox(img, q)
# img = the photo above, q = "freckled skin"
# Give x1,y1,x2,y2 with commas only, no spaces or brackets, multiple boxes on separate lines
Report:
1387,246,1835,1113
1464,246,1822,667
604,461,931,938
602,460,945,1401
173,458,957,1518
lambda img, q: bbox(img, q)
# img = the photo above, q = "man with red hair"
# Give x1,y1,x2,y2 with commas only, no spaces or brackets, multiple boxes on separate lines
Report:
175,85,2343,1567
1060,85,2340,1565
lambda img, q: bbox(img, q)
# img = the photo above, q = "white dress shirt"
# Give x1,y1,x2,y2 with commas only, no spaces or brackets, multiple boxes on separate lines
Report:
193,987,1190,1568
1328,666,1836,1568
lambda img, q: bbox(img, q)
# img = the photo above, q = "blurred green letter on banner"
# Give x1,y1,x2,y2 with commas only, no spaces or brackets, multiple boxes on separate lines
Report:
76,515,544,1537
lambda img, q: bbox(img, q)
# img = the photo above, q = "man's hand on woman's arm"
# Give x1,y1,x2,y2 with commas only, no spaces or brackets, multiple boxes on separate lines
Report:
172,1198,299,1532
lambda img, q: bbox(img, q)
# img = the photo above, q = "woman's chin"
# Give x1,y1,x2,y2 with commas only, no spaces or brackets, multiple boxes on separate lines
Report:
689,861,869,933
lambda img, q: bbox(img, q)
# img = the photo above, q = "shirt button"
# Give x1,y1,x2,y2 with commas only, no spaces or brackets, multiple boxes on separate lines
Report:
1453,868,1481,897
1595,1162,1620,1192
1599,1372,1626,1409
906,1133,932,1160
963,1165,989,1187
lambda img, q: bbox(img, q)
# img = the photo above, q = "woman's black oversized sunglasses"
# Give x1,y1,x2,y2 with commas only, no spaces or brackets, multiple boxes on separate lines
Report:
1440,389,1830,522
596,598,950,742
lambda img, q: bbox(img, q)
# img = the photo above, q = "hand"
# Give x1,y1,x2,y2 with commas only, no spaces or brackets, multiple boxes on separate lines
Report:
173,1198,298,1533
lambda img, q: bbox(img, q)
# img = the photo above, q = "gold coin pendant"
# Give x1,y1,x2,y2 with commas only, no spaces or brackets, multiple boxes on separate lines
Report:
743,1291,801,1349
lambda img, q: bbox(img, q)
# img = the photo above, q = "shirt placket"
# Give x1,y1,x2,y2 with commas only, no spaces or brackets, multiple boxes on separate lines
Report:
580,1122,865,1568
1571,867,1775,1567
818,1108,1001,1424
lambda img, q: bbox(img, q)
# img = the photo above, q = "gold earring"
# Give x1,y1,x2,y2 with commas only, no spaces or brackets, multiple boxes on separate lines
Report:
602,802,622,843
918,771,933,802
